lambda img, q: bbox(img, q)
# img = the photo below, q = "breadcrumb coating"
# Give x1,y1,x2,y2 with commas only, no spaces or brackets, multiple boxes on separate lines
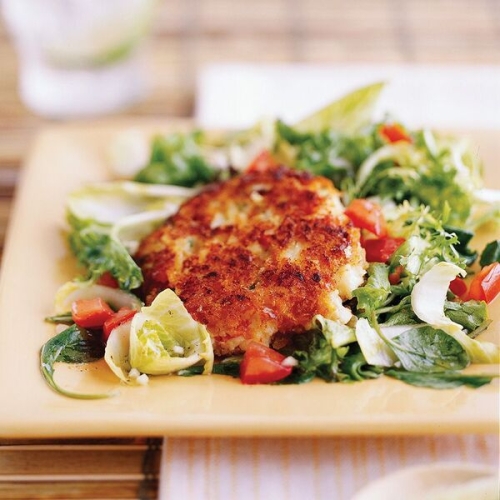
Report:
135,166,366,355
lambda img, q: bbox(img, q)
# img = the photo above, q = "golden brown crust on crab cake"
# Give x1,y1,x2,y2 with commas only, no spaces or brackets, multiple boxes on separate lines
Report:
135,166,367,356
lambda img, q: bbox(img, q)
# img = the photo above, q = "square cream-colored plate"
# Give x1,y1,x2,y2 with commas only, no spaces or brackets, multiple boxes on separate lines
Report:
0,121,498,439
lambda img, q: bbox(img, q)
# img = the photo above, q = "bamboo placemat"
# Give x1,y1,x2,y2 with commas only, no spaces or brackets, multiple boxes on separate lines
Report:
0,438,161,499
0,1,499,498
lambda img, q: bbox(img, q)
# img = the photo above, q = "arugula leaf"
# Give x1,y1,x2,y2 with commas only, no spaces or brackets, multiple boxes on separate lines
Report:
389,326,469,372
480,240,500,266
444,300,489,334
283,326,381,384
291,331,342,382
280,331,349,383
444,225,478,266
179,361,241,378
45,312,74,325
134,132,217,187
40,325,114,399
341,348,384,381
68,215,143,290
385,369,496,389
379,298,418,326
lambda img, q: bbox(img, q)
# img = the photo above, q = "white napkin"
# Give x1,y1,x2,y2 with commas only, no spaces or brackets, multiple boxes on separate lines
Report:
159,435,499,500
195,63,500,130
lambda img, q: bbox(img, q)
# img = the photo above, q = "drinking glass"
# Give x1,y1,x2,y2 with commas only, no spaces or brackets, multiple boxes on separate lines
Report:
2,0,159,118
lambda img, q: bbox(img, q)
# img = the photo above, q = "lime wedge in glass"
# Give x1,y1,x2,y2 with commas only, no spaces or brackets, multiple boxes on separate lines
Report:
42,0,160,68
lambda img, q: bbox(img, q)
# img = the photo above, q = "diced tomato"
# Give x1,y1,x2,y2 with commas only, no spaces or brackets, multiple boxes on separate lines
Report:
468,263,500,303
379,124,412,144
102,307,138,343
240,341,292,384
246,150,279,172
96,272,119,289
71,297,115,329
363,237,405,263
389,265,405,285
345,199,388,237
468,273,485,301
449,277,468,298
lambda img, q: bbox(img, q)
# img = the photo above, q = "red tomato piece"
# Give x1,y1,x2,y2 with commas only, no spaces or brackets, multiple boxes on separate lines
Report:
246,150,279,172
379,124,412,143
345,199,388,237
468,273,485,301
71,297,115,329
482,263,500,303
96,271,119,289
468,263,500,303
240,341,292,384
102,307,138,343
363,237,405,263
389,265,405,285
449,277,468,298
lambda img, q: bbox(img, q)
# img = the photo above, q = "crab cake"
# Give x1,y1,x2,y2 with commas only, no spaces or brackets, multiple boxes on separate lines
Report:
135,166,367,356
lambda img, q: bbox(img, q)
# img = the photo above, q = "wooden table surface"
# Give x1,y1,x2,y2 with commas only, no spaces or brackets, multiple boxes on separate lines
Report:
1,1,499,498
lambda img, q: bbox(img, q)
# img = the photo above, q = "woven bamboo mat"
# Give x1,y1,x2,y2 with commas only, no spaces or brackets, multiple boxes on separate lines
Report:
0,0,499,498
0,439,161,499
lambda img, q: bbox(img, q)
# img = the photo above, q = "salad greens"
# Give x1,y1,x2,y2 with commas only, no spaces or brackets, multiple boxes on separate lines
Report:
480,240,500,266
127,288,213,377
133,132,218,187
66,181,195,289
54,281,143,315
385,370,494,389
294,81,385,133
274,122,483,228
40,325,114,399
42,82,500,398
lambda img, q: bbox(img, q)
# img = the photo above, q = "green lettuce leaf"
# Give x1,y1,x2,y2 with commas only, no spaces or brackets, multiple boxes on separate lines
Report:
66,181,194,290
67,181,195,224
134,132,217,186
128,289,214,376
353,263,391,317
295,82,385,133
54,280,142,315
411,262,466,334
